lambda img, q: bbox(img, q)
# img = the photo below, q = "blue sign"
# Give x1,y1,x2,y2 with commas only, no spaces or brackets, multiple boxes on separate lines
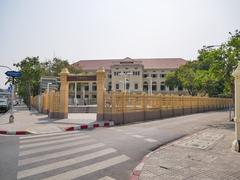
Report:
5,71,22,78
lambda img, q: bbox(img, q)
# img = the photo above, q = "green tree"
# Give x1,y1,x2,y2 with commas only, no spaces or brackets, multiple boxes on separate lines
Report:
14,56,43,106
42,58,81,76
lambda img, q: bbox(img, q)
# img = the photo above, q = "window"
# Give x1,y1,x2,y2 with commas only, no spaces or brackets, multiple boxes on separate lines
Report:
85,95,88,98
77,95,81,98
143,74,148,78
160,85,166,91
108,82,112,91
152,82,157,91
169,86,174,91
116,83,119,90
143,82,148,92
84,86,89,91
108,74,112,78
133,71,140,76
151,74,157,78
92,95,96,99
134,83,138,90
92,83,97,91
114,71,121,76
126,82,130,90
160,74,165,78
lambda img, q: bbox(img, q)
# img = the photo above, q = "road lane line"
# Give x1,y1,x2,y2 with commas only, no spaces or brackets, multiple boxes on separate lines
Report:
144,138,158,142
19,139,95,156
19,135,89,149
42,155,130,180
132,135,144,138
17,148,117,179
18,143,105,166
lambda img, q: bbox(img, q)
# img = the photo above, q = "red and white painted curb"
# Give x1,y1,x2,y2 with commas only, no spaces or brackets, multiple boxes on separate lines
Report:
0,130,30,135
65,121,114,131
129,151,154,180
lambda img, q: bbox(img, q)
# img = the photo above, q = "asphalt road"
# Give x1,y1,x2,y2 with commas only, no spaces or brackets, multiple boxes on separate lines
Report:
0,110,230,180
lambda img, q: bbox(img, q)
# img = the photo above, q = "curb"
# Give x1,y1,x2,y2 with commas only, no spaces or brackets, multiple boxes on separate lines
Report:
129,151,154,180
0,130,31,135
64,121,114,131
129,137,184,180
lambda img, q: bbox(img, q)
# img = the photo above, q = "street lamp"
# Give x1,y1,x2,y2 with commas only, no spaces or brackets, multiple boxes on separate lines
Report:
120,72,132,93
47,82,52,93
147,77,152,95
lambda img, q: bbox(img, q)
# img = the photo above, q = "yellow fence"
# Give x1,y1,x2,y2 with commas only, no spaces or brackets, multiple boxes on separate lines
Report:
31,90,61,118
103,92,233,124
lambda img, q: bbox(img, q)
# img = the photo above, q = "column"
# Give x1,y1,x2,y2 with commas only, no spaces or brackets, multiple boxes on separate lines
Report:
74,82,77,105
232,62,240,152
59,68,69,119
97,67,106,121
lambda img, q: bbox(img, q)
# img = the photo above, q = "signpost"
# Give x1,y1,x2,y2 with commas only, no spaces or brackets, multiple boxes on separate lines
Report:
5,70,22,123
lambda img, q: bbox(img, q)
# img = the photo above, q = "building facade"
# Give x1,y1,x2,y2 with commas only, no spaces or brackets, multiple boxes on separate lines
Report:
69,57,187,105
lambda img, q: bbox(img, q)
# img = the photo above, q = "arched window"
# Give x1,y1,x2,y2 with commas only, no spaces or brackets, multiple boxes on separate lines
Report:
143,81,148,92
152,82,157,91
160,82,165,91
108,82,112,91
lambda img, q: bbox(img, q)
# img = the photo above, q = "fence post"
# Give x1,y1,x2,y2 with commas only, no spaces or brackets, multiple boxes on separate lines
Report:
232,62,240,152
96,67,106,121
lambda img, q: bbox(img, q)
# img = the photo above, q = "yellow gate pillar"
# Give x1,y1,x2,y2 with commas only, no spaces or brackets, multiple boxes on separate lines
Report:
59,68,69,119
232,62,240,152
96,67,106,121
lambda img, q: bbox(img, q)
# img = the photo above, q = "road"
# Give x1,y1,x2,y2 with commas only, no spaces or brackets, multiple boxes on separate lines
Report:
0,110,230,180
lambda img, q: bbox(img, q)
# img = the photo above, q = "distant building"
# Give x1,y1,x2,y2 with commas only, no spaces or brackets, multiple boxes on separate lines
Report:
39,76,60,93
69,57,187,105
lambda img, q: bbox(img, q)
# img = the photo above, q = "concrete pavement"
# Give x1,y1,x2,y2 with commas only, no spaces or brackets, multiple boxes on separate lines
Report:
133,125,240,180
0,104,97,134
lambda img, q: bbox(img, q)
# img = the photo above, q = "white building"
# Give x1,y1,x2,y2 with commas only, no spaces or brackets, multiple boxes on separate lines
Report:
70,57,187,105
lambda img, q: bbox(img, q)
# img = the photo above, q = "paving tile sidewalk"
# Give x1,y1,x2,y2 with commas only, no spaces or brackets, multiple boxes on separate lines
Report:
138,125,240,180
0,105,97,134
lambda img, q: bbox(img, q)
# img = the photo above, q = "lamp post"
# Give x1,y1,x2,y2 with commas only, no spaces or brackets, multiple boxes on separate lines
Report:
147,77,152,95
120,72,132,93
47,82,52,93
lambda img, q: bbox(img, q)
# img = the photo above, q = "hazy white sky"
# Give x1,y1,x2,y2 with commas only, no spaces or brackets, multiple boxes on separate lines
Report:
0,0,240,88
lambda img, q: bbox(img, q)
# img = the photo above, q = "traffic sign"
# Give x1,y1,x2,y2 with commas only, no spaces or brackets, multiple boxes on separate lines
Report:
5,71,22,78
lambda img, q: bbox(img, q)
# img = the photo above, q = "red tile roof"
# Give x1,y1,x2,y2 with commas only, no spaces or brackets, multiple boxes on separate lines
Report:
72,58,187,71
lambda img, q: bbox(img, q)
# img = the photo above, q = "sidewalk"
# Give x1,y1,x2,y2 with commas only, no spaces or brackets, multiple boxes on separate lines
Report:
134,122,240,180
0,104,97,134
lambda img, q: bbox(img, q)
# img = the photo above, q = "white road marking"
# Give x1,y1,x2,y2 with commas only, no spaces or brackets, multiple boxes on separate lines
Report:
144,138,158,142
20,133,84,144
18,143,105,166
98,176,116,180
19,131,80,140
19,135,89,149
17,148,117,179
132,135,144,138
42,155,130,180
19,139,95,156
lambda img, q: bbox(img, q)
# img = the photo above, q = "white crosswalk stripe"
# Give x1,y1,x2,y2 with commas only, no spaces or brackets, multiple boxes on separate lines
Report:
17,132,130,180
42,155,130,180
19,135,89,149
20,132,85,144
19,139,95,156
18,143,105,166
19,131,81,140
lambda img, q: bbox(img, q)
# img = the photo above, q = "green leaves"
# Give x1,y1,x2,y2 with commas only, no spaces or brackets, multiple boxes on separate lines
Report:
165,30,240,97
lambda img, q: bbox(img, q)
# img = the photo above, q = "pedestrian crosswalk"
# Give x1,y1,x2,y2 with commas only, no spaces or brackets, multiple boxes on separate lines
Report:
17,131,130,180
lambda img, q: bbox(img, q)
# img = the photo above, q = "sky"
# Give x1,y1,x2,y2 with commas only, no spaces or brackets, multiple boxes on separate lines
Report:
0,0,240,89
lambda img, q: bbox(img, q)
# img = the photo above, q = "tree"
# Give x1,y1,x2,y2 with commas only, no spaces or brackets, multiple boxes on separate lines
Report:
166,30,240,97
14,56,43,106
42,58,81,76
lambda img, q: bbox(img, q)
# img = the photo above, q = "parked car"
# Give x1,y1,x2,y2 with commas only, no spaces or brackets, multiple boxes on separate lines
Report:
0,98,10,112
